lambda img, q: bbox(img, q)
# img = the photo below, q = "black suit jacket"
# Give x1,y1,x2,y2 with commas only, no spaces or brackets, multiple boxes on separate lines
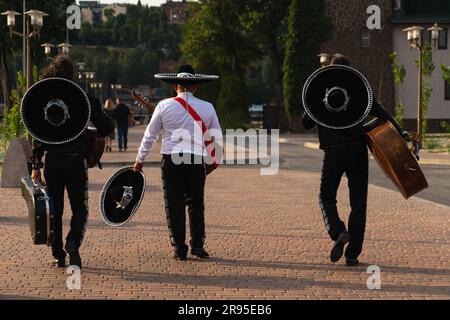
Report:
302,98,402,149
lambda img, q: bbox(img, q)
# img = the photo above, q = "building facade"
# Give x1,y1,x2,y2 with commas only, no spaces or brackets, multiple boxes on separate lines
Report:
79,1,127,26
321,0,396,118
161,0,191,24
322,0,450,132
102,4,127,22
393,0,450,132
79,1,103,25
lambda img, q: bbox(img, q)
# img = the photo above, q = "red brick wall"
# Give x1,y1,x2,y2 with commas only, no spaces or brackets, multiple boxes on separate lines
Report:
322,0,396,114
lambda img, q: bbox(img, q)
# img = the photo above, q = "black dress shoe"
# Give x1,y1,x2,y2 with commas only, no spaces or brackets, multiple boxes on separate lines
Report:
330,232,350,263
53,254,66,268
65,242,82,269
51,247,66,268
173,252,187,261
346,258,360,266
191,248,210,259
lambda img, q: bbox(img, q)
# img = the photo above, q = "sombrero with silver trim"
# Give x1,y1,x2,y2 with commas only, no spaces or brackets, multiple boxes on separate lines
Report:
21,77,91,144
100,166,146,227
302,65,373,130
155,64,219,85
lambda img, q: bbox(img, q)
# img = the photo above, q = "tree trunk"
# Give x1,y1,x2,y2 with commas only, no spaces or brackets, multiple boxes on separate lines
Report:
0,48,9,111
269,42,290,133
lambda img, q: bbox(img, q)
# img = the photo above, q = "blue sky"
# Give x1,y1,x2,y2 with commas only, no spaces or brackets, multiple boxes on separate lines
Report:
77,0,170,6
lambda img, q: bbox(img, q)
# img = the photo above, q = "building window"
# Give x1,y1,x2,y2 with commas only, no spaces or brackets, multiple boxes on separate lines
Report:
361,29,370,48
438,28,448,50
445,80,450,100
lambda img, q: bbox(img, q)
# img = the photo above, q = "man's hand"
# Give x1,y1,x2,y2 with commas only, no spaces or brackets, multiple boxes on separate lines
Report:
31,169,43,185
133,162,144,172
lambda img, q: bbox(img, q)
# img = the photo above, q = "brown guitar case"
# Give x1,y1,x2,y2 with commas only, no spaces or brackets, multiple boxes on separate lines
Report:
365,120,428,199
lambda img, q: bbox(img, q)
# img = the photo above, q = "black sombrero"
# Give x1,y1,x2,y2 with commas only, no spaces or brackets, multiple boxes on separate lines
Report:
155,64,219,85
100,166,146,227
21,77,91,144
302,65,373,130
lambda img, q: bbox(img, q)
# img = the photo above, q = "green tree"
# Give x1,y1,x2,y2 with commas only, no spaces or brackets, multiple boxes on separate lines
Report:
180,0,260,128
181,0,259,77
72,3,179,90
216,75,250,129
390,52,406,127
0,71,26,152
240,0,291,131
441,64,450,83
283,0,332,120
416,44,435,137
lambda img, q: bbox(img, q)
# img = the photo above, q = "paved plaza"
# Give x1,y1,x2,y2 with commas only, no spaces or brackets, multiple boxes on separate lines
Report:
0,126,449,300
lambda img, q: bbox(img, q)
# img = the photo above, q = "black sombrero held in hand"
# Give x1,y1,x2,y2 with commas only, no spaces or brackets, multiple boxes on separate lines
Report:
154,64,219,85
302,65,373,130
100,166,146,227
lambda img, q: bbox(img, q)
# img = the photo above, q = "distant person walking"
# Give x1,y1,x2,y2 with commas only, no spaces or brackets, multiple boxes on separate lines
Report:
114,98,132,152
103,99,116,152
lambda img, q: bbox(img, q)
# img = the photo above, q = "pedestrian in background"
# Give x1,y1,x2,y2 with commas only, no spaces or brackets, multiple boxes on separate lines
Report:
104,98,116,152
114,98,132,152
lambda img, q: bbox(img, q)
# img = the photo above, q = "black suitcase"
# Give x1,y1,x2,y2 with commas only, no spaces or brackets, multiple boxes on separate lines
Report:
20,176,54,246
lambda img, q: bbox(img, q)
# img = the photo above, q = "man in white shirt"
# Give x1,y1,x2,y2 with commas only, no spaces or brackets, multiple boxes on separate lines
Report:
133,65,222,261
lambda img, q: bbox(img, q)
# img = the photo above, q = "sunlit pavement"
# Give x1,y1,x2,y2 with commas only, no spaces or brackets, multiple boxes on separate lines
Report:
0,126,448,299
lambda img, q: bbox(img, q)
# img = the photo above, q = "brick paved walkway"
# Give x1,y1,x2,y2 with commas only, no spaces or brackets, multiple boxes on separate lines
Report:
0,126,449,299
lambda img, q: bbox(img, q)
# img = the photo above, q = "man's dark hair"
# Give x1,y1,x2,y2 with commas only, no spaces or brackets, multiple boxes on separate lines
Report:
42,55,75,80
330,54,350,66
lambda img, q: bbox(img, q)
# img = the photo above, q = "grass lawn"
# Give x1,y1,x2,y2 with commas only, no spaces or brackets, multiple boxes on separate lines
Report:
424,134,450,153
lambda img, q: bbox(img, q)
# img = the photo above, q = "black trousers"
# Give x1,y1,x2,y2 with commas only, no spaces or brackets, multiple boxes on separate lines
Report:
161,155,206,255
319,142,368,260
44,153,89,256
117,125,128,150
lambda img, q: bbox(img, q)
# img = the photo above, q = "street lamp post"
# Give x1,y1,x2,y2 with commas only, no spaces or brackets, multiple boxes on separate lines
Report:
96,82,103,105
42,42,72,60
403,23,441,146
86,72,95,93
41,43,54,59
90,82,104,103
111,84,122,99
90,82,98,97
317,53,331,67
1,7,48,90
79,72,95,94
98,82,104,104
77,62,86,73
58,43,72,55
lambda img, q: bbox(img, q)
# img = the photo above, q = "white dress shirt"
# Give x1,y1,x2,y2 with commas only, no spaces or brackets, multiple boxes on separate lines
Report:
136,92,222,163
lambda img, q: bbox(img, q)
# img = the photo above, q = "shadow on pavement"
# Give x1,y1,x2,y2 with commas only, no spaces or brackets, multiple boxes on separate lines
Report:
83,258,450,295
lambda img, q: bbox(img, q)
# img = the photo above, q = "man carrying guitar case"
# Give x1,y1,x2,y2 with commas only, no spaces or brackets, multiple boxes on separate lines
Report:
21,55,113,269
302,55,405,267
